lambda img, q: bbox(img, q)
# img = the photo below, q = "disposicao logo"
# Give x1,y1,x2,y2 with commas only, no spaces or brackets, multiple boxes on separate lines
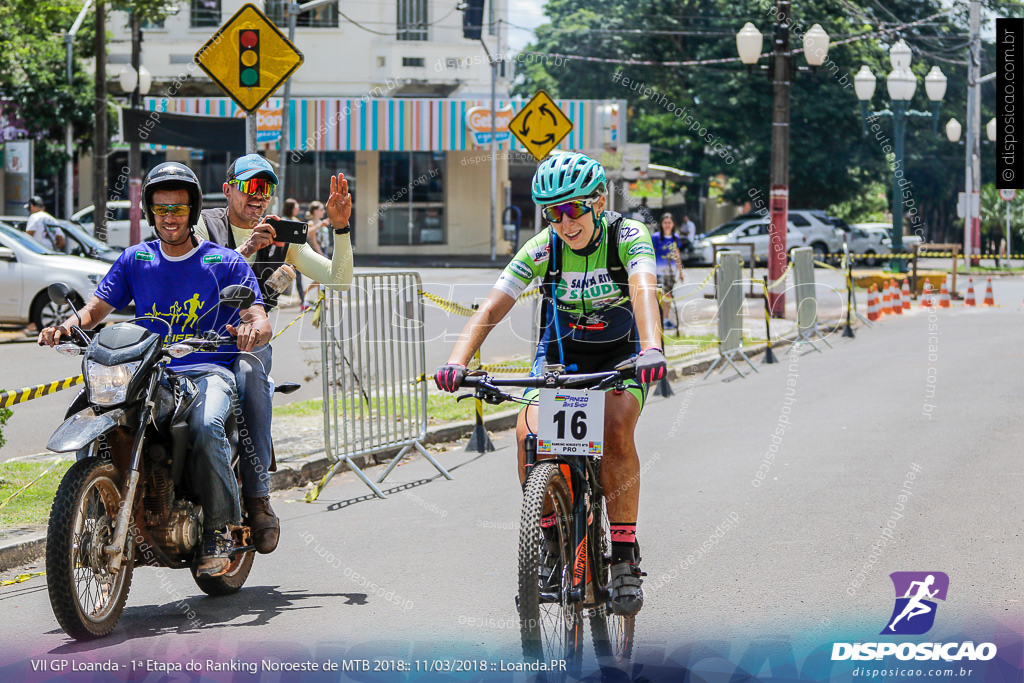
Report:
832,571,997,662
882,571,948,635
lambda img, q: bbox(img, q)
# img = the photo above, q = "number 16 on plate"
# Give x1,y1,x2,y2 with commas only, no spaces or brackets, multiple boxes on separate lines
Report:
536,389,604,456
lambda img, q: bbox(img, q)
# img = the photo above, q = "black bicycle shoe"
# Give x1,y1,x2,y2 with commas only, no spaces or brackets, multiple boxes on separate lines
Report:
609,561,645,616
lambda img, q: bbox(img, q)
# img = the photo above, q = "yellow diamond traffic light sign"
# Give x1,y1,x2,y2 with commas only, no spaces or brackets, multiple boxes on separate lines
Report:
194,3,303,113
510,90,574,160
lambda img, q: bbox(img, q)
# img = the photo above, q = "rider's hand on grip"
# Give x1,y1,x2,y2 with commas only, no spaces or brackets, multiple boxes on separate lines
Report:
434,363,467,392
637,348,667,384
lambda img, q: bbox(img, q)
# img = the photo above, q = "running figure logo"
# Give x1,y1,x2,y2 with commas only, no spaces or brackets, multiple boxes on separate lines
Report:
881,571,949,635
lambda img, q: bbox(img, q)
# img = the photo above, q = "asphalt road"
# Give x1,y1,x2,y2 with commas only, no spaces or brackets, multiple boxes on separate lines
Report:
0,293,1020,681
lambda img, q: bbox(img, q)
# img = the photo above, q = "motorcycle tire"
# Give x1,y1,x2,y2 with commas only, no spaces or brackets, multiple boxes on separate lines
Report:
46,456,134,640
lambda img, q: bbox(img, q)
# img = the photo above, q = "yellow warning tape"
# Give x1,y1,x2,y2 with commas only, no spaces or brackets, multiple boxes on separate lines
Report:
766,262,794,291
0,571,46,587
674,265,719,300
419,290,478,317
477,362,534,375
813,260,847,274
0,375,84,409
272,291,325,341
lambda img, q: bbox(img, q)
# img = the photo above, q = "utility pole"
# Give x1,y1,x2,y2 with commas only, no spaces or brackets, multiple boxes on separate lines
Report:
128,13,142,245
767,0,791,317
965,0,981,265
93,0,108,243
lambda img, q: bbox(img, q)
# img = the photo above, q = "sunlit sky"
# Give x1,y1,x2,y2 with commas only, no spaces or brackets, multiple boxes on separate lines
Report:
505,0,547,51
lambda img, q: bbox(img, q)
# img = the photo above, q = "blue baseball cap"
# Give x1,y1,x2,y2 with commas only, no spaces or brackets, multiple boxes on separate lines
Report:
228,154,279,184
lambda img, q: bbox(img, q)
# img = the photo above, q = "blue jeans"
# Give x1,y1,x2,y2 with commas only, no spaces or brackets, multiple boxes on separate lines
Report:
175,367,241,530
232,343,273,498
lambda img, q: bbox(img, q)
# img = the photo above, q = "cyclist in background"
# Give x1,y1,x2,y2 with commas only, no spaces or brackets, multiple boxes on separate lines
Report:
434,152,666,616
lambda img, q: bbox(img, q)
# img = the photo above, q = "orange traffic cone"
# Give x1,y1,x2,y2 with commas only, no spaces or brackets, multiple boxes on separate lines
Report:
901,280,911,310
882,283,892,315
891,280,903,315
939,279,951,308
965,278,976,306
921,281,933,307
983,277,994,306
867,285,879,321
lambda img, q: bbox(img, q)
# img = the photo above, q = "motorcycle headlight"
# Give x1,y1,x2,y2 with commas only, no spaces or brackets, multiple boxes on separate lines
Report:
87,360,142,405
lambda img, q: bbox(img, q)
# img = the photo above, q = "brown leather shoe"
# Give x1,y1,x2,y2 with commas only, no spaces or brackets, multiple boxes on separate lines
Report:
243,495,280,554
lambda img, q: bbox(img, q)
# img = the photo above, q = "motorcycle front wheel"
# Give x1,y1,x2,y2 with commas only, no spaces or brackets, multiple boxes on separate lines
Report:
46,457,134,640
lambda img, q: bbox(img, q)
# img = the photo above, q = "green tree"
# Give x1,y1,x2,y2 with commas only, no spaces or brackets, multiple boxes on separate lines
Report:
0,1,177,185
980,183,1024,254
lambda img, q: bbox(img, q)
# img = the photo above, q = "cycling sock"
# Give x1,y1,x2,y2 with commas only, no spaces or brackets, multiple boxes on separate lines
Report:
611,523,637,564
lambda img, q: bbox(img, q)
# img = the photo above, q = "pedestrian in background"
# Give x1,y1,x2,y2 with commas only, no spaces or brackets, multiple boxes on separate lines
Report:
282,198,305,304
23,196,66,335
651,212,682,330
679,213,697,247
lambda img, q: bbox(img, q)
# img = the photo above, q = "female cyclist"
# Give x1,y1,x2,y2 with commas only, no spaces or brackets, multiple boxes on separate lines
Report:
434,152,666,616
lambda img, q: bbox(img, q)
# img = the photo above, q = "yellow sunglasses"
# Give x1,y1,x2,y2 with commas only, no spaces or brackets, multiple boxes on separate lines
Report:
151,204,190,216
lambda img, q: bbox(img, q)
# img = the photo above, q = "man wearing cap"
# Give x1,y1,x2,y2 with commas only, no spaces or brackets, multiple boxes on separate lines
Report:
194,153,354,554
25,196,65,252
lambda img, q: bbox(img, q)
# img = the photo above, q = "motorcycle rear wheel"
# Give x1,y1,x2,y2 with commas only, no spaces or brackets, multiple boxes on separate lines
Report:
46,457,134,640
192,538,254,596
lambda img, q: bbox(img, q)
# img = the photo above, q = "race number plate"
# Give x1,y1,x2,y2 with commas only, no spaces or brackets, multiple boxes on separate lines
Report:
536,389,604,456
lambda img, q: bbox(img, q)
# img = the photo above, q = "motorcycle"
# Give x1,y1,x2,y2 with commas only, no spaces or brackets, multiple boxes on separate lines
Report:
42,282,296,640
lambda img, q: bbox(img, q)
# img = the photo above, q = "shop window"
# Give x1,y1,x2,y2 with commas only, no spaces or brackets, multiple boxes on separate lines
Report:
378,152,445,245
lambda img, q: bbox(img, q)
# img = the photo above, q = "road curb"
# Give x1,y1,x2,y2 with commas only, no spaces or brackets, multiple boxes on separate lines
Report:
0,318,843,572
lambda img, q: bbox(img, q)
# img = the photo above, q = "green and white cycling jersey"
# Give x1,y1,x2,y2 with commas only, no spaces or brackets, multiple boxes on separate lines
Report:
495,212,656,369
495,213,657,313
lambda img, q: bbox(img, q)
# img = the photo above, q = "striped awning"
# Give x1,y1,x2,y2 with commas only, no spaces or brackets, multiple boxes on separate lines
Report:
141,96,626,153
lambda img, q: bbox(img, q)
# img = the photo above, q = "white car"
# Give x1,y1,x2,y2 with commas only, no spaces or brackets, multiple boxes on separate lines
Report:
696,218,808,265
0,223,132,329
847,223,893,265
72,201,154,248
737,209,845,260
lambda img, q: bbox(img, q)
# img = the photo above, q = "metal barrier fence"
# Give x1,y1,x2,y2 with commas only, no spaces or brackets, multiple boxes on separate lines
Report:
310,271,452,501
791,247,832,353
704,250,758,379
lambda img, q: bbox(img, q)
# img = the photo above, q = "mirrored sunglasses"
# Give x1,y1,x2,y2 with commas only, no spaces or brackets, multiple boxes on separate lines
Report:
229,177,277,198
542,200,592,223
151,204,191,216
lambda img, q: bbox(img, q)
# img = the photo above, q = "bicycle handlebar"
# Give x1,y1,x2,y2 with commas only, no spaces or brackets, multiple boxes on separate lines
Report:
459,360,636,404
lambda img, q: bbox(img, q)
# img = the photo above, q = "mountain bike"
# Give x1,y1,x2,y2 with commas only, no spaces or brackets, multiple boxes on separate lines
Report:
461,362,637,669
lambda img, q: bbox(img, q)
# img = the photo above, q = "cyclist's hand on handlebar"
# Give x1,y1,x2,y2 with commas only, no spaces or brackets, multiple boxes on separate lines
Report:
637,347,667,384
434,363,467,392
225,322,262,352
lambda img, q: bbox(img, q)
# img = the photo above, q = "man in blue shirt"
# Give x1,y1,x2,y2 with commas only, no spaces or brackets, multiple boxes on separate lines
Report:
40,163,272,577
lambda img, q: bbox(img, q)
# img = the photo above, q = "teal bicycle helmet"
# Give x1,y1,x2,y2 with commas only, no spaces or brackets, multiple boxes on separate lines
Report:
531,153,607,205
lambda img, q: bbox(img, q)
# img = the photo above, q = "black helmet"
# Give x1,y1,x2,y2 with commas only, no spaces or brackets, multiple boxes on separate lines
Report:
141,162,203,229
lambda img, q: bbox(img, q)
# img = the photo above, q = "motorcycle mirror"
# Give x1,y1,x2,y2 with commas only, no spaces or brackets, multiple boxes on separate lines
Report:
48,282,74,306
219,284,256,310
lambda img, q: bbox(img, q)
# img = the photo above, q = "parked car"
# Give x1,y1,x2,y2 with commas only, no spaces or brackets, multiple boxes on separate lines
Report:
735,209,845,260
0,223,132,329
0,216,123,264
695,218,808,265
847,223,893,266
72,201,155,248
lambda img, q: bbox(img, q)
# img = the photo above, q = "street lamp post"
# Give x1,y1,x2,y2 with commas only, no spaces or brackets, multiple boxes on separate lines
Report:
854,40,945,272
736,10,829,317
118,15,152,246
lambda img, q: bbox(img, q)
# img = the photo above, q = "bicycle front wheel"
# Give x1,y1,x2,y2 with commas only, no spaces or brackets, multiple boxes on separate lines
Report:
518,462,583,667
